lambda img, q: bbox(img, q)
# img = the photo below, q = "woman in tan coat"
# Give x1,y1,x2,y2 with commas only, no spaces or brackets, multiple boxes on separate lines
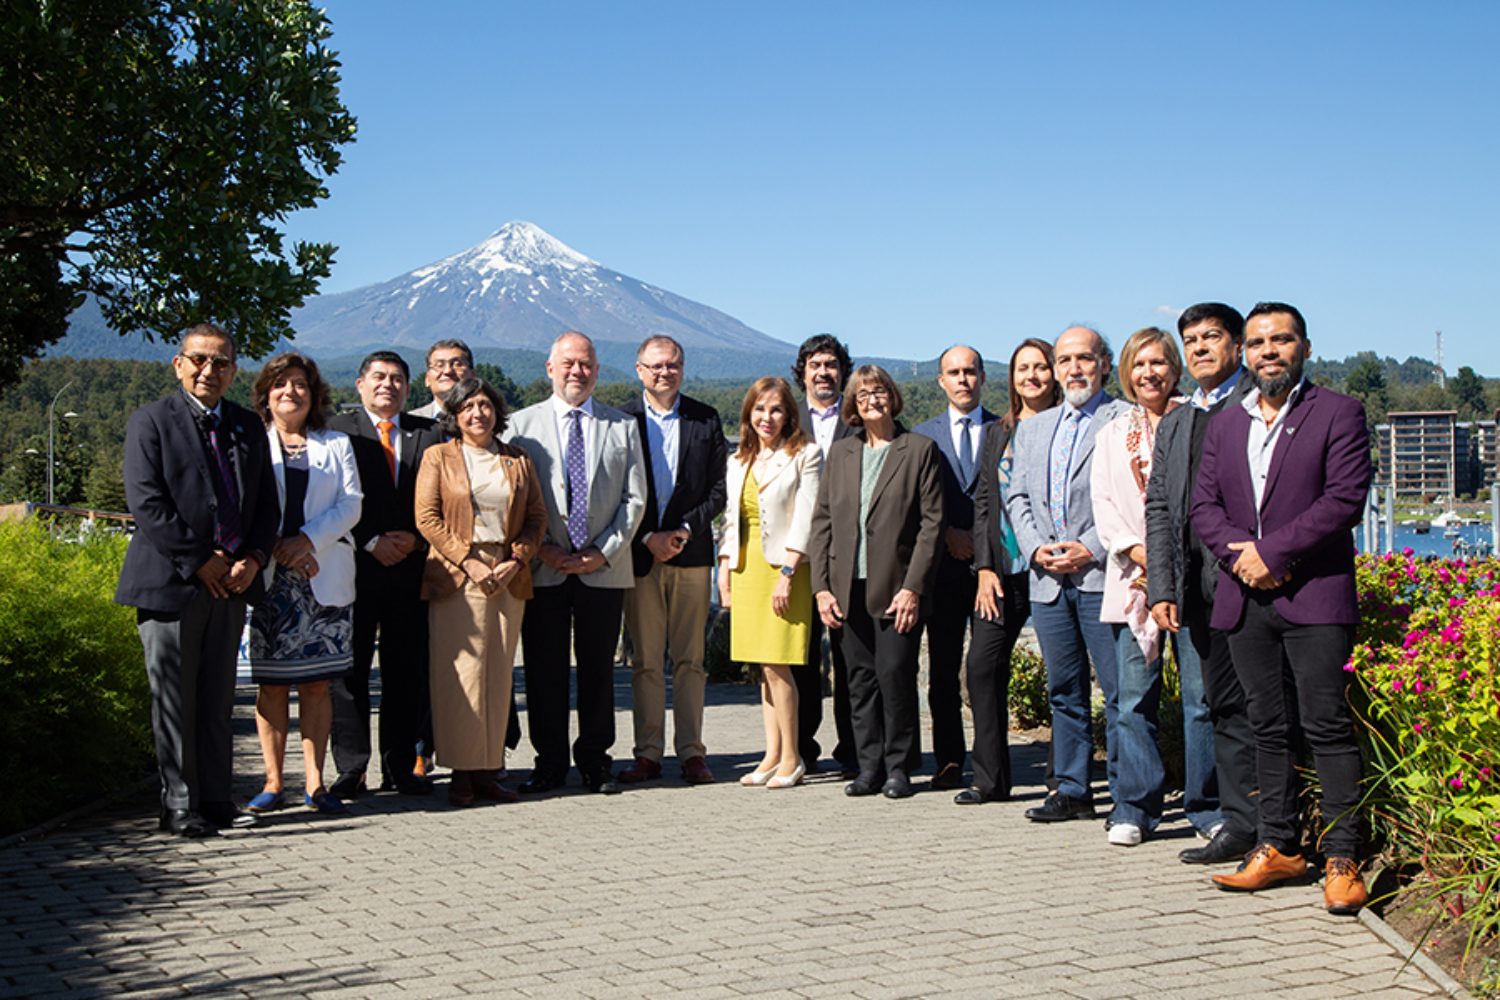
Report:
415,377,546,806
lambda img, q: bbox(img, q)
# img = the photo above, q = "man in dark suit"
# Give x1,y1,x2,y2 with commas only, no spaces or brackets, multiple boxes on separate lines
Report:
117,323,280,837
912,345,996,790
793,333,859,776
506,331,646,795
1191,302,1371,914
616,336,728,785
327,351,441,798
1144,303,1259,865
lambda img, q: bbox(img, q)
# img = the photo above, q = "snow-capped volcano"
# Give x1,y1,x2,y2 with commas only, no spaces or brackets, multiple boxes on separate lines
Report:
285,221,793,369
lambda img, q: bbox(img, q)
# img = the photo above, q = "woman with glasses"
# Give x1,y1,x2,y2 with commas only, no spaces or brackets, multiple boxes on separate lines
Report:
809,365,944,800
246,352,364,815
718,376,823,789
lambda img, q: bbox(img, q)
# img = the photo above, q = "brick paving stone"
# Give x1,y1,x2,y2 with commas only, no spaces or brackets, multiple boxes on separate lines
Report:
0,671,1453,999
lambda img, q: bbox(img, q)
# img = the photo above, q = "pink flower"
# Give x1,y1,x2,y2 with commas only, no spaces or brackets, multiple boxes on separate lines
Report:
1449,597,1467,608
1459,670,1470,680
1441,624,1462,643
1413,721,1425,733
1402,547,1415,557
1391,679,1403,692
1343,658,1356,673
1450,774,1465,790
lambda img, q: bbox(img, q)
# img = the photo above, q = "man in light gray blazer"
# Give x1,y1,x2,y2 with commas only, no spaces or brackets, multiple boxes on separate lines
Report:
1005,326,1130,825
505,331,647,795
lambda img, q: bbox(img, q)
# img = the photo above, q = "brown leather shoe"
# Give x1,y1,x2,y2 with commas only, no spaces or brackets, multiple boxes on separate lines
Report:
681,756,716,785
1323,856,1368,914
1212,843,1310,892
472,774,519,804
617,756,663,784
448,771,475,808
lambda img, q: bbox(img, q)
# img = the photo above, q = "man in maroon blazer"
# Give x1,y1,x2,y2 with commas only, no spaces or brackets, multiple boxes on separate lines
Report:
1190,302,1371,914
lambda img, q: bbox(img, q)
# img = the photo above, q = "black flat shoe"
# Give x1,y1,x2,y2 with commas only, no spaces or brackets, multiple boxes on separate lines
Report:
882,772,913,799
930,764,964,790
200,802,259,830
1024,793,1096,822
163,808,215,838
518,771,566,794
1180,827,1258,865
844,773,883,797
329,771,367,799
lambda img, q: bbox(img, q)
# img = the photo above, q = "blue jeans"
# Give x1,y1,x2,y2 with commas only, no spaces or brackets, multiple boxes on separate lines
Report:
1031,585,1118,803
1175,623,1226,834
1111,624,1164,830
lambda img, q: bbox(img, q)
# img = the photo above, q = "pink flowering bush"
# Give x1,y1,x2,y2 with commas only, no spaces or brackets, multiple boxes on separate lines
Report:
1352,551,1500,959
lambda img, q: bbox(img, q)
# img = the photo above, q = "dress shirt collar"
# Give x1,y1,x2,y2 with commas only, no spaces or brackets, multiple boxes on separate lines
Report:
180,389,222,421
643,392,680,419
948,404,981,429
1191,368,1244,411
808,398,840,420
364,407,401,430
1240,377,1305,423
551,394,597,421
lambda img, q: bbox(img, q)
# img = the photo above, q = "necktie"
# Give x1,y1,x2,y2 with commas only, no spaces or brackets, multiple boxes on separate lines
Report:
1049,409,1082,541
377,420,398,484
957,416,974,486
207,413,243,553
565,409,589,551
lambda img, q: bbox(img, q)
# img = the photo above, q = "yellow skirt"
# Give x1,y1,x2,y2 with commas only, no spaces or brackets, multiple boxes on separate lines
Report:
729,481,811,665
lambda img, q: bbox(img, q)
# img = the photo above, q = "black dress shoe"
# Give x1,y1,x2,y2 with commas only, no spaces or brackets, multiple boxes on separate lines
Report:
162,808,216,838
1024,793,1097,822
329,771,367,799
394,776,433,796
587,776,622,795
518,771,566,794
845,773,883,797
882,772,914,799
199,802,258,830
1180,827,1258,865
930,763,964,790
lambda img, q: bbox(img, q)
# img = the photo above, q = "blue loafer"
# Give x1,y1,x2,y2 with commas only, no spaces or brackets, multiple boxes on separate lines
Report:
305,790,348,814
247,790,286,813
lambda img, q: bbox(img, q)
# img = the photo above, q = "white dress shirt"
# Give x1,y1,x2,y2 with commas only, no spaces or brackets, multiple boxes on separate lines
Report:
1241,378,1305,534
551,394,597,496
363,407,404,482
808,400,842,458
947,405,983,468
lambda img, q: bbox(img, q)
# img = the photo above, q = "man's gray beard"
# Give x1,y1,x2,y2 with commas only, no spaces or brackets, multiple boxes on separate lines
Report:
1064,384,1095,407
1249,357,1304,400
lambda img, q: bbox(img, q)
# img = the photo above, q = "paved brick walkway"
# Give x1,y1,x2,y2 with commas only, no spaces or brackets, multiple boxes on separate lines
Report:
1,671,1443,999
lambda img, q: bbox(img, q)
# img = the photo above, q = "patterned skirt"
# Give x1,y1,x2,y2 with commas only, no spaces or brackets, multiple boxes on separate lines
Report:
248,569,353,686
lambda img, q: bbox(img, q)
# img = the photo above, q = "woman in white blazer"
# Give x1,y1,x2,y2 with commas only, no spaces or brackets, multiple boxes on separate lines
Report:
245,353,364,814
718,376,823,788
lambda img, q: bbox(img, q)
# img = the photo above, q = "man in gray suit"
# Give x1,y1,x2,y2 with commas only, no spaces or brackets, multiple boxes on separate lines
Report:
1005,326,1130,824
505,331,647,795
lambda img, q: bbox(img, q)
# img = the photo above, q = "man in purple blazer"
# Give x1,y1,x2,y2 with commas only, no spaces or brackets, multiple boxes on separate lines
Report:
1190,302,1371,914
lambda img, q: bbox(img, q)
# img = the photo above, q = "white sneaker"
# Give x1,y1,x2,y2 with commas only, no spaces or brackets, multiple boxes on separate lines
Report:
1107,823,1143,847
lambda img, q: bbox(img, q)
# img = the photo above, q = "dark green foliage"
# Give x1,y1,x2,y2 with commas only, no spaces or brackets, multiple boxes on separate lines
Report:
0,0,357,387
0,519,153,835
1008,644,1050,730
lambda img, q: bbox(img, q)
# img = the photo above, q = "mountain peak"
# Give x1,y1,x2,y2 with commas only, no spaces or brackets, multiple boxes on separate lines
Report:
416,221,595,279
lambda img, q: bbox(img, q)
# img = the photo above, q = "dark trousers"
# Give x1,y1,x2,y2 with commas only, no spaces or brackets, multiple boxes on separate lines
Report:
138,589,245,810
925,572,978,772
803,616,856,768
1228,595,1361,858
965,573,1030,798
333,584,429,784
520,577,623,781
1180,585,1259,842
837,580,923,779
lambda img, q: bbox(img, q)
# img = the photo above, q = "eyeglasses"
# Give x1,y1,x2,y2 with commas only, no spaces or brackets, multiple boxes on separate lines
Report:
179,352,234,372
638,362,682,375
855,388,890,404
428,358,471,372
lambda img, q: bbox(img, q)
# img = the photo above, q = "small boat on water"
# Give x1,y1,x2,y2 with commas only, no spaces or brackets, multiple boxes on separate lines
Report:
1412,520,1431,534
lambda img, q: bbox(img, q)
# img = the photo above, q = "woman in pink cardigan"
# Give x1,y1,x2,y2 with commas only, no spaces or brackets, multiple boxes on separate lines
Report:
1089,327,1186,847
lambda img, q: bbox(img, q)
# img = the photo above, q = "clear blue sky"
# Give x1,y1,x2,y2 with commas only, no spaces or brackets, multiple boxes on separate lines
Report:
285,1,1498,372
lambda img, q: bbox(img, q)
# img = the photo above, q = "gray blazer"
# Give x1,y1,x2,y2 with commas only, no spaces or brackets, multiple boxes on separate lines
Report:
1004,394,1130,603
504,397,647,590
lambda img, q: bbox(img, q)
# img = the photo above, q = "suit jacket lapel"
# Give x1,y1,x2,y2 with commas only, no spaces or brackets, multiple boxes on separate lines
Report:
756,447,795,490
869,433,908,511
170,393,216,495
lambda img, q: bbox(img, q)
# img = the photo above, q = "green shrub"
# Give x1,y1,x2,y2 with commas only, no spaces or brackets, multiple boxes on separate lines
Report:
704,608,753,684
1008,644,1049,729
0,518,152,834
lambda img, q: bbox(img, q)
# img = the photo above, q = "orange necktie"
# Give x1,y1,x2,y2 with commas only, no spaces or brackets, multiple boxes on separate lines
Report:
378,420,397,484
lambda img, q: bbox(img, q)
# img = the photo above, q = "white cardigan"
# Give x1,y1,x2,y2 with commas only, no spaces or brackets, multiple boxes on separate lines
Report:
719,442,823,570
260,427,364,608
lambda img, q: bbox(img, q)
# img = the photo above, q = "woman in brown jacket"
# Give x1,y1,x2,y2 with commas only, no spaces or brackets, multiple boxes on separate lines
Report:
415,377,546,806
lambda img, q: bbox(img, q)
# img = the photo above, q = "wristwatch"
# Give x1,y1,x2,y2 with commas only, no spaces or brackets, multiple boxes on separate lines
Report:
779,565,796,578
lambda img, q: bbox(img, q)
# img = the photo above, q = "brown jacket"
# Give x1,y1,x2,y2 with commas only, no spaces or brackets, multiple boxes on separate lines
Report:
810,427,945,618
415,438,547,601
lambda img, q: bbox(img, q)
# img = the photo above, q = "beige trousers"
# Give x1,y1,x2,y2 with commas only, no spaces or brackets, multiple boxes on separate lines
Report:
622,562,712,761
428,577,521,771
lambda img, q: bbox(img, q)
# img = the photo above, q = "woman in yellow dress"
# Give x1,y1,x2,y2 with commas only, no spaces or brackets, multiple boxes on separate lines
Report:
718,377,823,789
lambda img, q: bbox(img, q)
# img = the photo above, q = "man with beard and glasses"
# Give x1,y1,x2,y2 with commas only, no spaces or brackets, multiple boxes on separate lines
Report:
1006,326,1130,825
1191,302,1372,914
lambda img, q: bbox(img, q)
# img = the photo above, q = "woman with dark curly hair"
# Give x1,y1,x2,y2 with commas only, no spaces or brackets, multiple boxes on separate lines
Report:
246,352,364,815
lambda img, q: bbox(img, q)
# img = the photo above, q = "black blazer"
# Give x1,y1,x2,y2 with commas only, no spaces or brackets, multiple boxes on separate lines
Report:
621,393,729,576
1143,374,1252,611
116,391,280,613
970,418,1016,576
328,408,440,590
809,426,945,618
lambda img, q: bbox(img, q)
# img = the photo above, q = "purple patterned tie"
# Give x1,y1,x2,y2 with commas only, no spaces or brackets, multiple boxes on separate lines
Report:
565,409,589,551
208,413,244,553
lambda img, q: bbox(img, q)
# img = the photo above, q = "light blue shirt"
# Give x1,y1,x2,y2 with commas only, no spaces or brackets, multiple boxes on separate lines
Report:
642,392,681,525
1191,367,1244,412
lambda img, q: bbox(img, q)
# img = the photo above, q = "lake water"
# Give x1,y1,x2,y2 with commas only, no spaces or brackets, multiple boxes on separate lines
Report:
1357,522,1497,559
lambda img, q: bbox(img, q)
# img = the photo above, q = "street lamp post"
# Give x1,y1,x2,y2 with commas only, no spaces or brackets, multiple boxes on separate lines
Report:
46,380,76,505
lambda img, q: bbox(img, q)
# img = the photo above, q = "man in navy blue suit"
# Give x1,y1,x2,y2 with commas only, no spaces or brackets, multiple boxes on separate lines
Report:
117,323,280,837
912,345,996,790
